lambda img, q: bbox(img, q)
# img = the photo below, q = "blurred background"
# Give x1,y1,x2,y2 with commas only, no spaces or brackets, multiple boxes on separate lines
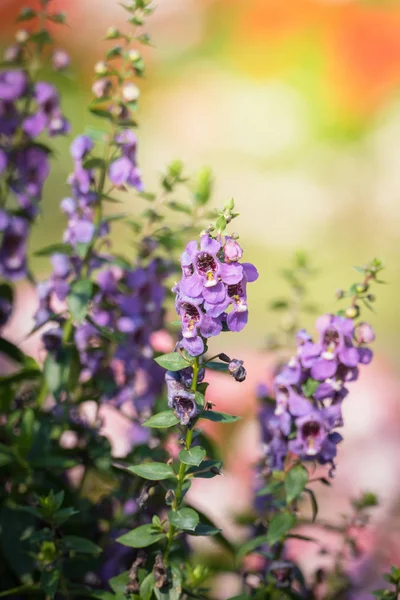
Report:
2,0,400,596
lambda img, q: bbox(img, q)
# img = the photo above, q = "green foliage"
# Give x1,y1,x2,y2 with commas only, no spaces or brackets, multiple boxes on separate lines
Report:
154,352,191,371
127,462,176,480
178,446,206,466
143,410,180,428
117,524,166,548
266,512,296,546
285,465,309,504
168,507,199,531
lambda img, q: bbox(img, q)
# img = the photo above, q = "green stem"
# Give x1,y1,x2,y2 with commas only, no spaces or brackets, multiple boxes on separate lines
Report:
164,357,199,563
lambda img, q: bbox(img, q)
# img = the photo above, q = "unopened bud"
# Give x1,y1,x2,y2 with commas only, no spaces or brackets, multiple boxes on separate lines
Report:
355,282,369,294
4,44,22,62
228,359,246,382
128,49,140,62
355,322,375,344
94,61,108,75
122,82,140,103
106,26,119,39
345,306,360,319
92,78,112,99
335,288,344,300
367,293,375,302
15,29,29,44
218,353,230,363
223,237,243,262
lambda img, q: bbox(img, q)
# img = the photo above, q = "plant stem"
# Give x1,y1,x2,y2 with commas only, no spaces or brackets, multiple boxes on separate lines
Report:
164,357,199,563
0,584,39,598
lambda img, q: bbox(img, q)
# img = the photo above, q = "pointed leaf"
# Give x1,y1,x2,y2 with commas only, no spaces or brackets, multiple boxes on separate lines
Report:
117,524,166,548
143,411,179,429
67,279,93,323
154,352,191,371
168,507,199,531
178,446,206,467
266,512,295,546
127,462,175,481
200,411,242,424
285,465,309,504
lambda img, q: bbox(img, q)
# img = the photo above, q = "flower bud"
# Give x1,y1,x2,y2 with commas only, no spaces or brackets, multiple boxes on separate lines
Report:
367,293,375,302
128,49,140,62
92,78,112,99
94,61,108,75
15,29,29,44
345,305,360,319
228,359,246,382
355,282,369,293
106,26,119,39
223,236,243,262
52,49,70,71
335,288,344,299
355,322,375,344
122,82,140,103
4,44,22,62
218,353,231,363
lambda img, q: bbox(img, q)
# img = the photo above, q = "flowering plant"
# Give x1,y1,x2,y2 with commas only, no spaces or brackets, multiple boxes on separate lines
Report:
0,1,396,599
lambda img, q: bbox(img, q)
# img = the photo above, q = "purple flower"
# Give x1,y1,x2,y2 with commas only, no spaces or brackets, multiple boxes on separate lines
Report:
177,299,221,356
70,135,94,161
0,70,27,100
166,371,199,426
0,216,28,280
108,156,143,191
0,149,7,175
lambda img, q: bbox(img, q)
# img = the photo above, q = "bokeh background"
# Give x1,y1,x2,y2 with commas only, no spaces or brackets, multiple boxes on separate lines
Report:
2,0,400,596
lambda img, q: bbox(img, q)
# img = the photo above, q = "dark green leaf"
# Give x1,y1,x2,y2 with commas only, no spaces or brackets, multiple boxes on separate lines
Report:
143,410,179,429
40,568,60,599
188,523,221,536
205,361,229,372
186,459,223,479
17,7,36,21
0,336,36,367
154,352,190,371
285,465,309,504
154,565,182,600
30,30,53,45
89,107,113,120
83,157,106,170
34,243,72,257
47,12,67,23
179,446,206,467
67,279,93,322
266,512,295,546
117,524,165,548
200,410,241,423
140,572,155,600
256,480,284,496
127,462,175,481
109,570,129,594
61,535,101,555
168,507,199,531
168,201,191,215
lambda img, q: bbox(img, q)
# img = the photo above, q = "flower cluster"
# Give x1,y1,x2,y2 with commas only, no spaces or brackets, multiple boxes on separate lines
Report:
173,234,258,355
259,314,375,470
0,20,70,281
35,134,165,412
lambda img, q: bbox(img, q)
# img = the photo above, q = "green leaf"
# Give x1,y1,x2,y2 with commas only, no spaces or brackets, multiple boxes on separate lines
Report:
154,352,190,371
40,568,60,599
168,507,199,531
154,565,182,600
266,512,296,546
140,572,155,600
179,446,206,467
186,459,223,479
285,465,309,504
200,410,242,424
61,535,102,555
237,535,267,561
215,215,227,233
89,107,113,120
168,201,191,215
304,488,318,522
83,157,106,170
30,30,53,45
34,243,72,257
188,523,221,536
302,378,320,398
17,7,36,21
256,480,283,497
0,368,41,386
205,361,229,372
142,410,179,429
127,462,175,480
117,524,166,548
67,279,93,322
109,570,129,594
47,12,67,24
194,166,213,206
0,336,36,367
